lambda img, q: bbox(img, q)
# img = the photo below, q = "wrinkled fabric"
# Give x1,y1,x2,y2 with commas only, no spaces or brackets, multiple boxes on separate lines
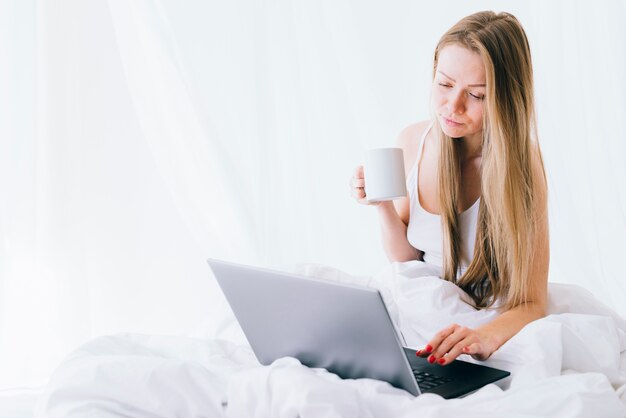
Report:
35,261,626,417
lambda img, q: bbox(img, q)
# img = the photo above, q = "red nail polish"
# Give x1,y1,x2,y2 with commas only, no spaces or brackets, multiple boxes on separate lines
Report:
428,355,436,364
425,345,433,353
438,358,446,365
416,350,422,356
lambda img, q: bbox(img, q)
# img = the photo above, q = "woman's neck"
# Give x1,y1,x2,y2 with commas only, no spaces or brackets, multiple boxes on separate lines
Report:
459,131,483,161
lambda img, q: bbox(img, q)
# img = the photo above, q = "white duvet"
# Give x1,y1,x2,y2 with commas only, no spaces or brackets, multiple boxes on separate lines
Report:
34,261,626,417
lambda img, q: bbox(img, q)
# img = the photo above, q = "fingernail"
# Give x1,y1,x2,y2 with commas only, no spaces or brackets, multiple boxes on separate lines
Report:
438,358,446,365
462,346,470,353
425,345,433,353
428,355,436,364
415,350,422,356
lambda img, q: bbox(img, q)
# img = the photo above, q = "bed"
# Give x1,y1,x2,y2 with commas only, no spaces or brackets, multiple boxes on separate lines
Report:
27,261,626,417
0,388,43,418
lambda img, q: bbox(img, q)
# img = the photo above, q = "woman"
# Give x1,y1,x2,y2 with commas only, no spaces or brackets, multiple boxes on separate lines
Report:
350,11,549,366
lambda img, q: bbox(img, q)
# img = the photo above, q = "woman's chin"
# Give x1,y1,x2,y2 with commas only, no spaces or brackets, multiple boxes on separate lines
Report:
440,125,465,139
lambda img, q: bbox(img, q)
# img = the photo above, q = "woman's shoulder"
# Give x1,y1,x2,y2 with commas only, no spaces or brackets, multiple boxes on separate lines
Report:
395,119,433,150
395,120,433,177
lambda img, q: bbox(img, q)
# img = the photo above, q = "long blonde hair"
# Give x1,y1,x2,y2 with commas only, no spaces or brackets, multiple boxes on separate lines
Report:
433,11,547,311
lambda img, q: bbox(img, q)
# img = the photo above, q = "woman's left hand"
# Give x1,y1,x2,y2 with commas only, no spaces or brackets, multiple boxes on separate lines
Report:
415,323,497,365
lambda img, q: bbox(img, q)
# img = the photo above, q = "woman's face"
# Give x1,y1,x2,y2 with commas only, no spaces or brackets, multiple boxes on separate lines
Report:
431,44,486,140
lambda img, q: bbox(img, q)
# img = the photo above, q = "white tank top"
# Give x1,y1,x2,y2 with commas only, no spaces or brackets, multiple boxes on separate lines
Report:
406,122,479,276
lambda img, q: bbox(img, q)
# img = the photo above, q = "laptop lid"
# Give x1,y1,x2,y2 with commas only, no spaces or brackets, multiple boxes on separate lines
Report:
207,258,420,395
207,258,510,397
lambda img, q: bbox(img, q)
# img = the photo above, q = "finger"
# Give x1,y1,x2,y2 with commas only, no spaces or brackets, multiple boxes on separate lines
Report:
416,343,434,358
430,327,469,363
351,187,366,199
423,324,458,361
350,178,365,188
462,343,479,355
353,165,364,178
438,337,475,366
465,343,490,361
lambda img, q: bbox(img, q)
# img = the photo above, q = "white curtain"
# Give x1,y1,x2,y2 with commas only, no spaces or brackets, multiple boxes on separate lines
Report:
0,0,625,390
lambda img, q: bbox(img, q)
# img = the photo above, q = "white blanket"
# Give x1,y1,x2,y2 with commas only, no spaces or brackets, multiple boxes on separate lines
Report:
34,261,626,417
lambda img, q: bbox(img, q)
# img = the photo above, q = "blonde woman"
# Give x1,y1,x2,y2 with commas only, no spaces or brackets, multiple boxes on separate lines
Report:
350,11,549,366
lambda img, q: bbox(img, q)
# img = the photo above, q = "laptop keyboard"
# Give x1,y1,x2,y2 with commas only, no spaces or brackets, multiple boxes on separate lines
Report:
412,370,453,392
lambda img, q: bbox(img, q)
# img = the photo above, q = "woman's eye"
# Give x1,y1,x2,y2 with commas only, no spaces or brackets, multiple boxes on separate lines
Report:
438,83,452,88
469,92,484,100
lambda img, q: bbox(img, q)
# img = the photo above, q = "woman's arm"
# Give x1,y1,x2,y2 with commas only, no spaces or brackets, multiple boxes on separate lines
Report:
351,165,419,262
417,147,550,365
352,122,429,262
378,122,432,262
467,179,550,359
377,201,421,262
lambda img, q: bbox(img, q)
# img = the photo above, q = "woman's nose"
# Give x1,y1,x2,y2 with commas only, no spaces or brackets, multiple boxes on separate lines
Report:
447,90,465,115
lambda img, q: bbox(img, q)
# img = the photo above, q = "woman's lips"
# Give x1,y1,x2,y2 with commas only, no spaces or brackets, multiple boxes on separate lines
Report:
442,116,463,127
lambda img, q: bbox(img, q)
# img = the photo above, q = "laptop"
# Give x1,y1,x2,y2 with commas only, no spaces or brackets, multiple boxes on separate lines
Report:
207,258,510,398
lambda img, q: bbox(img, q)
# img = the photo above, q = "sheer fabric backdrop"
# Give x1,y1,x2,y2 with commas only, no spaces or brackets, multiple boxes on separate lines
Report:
0,0,624,389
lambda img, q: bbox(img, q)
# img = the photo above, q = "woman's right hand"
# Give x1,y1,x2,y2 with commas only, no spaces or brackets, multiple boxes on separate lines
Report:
350,165,380,206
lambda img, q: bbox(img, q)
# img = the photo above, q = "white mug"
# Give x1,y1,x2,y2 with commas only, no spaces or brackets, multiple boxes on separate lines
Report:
364,148,407,202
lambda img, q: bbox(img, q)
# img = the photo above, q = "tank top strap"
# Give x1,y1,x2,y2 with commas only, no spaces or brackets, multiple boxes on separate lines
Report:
408,121,434,186
416,121,433,163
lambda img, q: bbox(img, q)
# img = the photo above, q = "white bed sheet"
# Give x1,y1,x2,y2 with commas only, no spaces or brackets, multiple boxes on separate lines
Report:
0,387,43,418
32,261,626,417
